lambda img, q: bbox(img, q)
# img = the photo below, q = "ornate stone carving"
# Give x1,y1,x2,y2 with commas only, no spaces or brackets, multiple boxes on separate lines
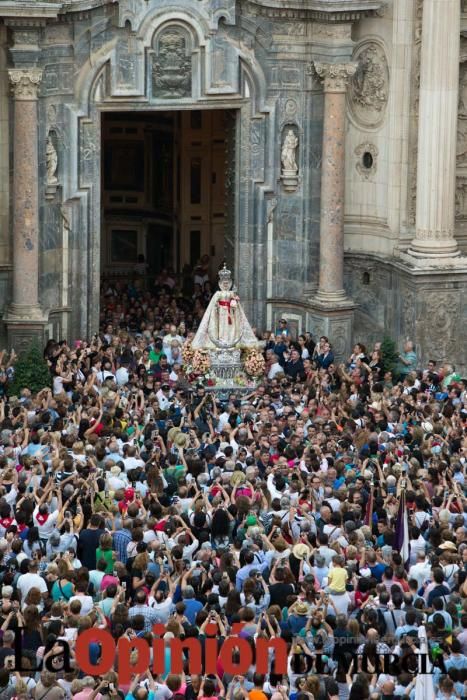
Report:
455,177,467,219
266,197,277,224
8,68,42,101
355,142,378,180
400,286,416,337
348,42,389,127
280,127,299,192
456,45,467,218
314,62,357,93
408,0,423,225
46,135,58,186
284,98,297,117
311,23,351,40
416,291,461,363
329,321,349,358
152,29,191,98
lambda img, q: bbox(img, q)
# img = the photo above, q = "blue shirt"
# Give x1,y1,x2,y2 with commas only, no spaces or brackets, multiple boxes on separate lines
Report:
183,598,203,625
368,562,386,582
236,561,268,591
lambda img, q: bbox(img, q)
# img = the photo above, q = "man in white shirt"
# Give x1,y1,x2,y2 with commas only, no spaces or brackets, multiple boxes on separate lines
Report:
268,354,284,380
17,561,48,601
122,446,145,473
162,325,183,355
33,503,59,541
408,552,432,589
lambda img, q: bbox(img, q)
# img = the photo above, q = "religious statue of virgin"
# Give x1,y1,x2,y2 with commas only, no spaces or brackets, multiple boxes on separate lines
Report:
191,264,260,349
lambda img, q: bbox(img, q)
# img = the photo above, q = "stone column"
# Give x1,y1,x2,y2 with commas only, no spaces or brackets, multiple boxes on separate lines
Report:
307,62,357,362
314,62,357,302
408,0,460,257
5,67,45,347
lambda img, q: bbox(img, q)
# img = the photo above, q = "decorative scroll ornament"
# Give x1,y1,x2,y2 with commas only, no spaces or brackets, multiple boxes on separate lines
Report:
8,68,42,100
314,62,357,92
152,29,191,98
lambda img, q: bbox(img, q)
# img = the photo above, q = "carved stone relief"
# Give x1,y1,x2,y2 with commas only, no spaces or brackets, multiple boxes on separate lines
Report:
348,42,389,128
354,142,378,180
455,177,467,219
401,286,416,337
456,62,467,219
407,0,423,226
283,98,297,118
152,28,192,99
416,291,462,363
330,322,349,358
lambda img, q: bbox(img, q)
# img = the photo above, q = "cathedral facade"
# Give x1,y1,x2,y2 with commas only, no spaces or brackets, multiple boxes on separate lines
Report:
0,0,466,369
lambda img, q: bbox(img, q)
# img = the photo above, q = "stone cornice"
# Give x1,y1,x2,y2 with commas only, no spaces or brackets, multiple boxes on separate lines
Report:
242,0,384,20
59,0,116,12
0,2,62,21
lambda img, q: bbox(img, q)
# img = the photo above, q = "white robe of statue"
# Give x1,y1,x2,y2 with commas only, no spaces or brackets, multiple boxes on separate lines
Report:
191,266,259,350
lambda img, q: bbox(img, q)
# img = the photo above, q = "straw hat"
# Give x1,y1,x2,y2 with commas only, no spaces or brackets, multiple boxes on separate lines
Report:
168,426,182,443
295,601,309,615
439,541,457,551
292,543,310,560
174,432,188,448
110,466,121,476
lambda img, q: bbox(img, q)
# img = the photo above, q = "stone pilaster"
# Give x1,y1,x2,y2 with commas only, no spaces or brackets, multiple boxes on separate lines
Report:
308,62,357,360
408,0,460,258
5,67,46,349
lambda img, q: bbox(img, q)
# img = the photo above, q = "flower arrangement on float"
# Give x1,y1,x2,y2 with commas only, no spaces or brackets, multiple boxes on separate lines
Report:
243,348,266,378
192,349,210,375
181,341,195,367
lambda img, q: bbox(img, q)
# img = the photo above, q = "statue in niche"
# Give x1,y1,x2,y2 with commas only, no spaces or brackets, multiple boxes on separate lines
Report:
281,129,298,173
46,136,58,185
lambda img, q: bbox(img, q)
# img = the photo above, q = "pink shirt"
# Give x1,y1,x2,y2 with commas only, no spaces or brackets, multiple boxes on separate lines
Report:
73,690,103,700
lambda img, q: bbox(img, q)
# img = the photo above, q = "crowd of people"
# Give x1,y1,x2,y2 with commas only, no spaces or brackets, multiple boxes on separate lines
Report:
0,268,466,700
